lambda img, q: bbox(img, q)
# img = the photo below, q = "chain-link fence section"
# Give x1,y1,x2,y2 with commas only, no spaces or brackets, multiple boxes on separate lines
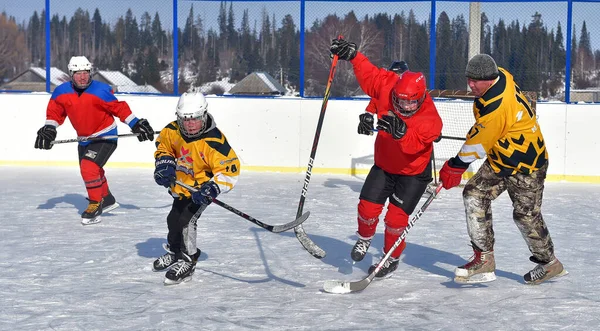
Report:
1,0,600,102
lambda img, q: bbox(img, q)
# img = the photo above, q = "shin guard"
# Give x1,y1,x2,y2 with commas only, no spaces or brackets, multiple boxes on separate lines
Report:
357,199,384,238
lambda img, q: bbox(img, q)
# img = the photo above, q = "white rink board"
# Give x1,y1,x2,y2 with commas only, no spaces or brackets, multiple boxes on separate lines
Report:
0,93,598,181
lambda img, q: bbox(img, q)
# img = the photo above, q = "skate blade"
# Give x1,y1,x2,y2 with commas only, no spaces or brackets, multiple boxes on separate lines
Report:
163,276,192,286
81,216,102,225
103,202,120,214
454,272,496,284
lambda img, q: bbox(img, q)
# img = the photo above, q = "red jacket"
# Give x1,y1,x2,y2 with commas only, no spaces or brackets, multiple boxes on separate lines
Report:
351,52,443,175
45,80,139,144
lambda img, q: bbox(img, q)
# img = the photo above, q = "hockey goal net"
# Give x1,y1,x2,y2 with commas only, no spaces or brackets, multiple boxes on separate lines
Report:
429,89,538,184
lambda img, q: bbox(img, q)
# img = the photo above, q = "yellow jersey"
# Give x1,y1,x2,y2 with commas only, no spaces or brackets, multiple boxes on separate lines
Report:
154,114,240,198
458,68,548,176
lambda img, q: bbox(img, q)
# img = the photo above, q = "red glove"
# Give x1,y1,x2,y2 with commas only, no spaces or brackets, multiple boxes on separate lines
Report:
439,158,468,189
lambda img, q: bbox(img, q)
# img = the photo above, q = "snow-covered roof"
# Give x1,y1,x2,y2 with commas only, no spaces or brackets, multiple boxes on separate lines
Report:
95,71,137,86
29,67,70,86
229,72,286,95
114,85,161,94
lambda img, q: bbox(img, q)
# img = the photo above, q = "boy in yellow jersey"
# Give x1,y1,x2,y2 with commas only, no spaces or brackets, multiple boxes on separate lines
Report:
152,91,240,285
439,54,567,285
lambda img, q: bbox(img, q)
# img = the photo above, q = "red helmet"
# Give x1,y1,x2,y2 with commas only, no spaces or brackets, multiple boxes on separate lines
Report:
391,71,427,117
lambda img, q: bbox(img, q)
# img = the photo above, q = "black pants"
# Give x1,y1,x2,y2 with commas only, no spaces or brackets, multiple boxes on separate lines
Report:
77,141,117,167
166,198,206,255
360,162,432,215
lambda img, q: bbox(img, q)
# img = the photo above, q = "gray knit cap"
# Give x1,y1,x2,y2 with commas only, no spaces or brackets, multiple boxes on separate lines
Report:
465,54,499,80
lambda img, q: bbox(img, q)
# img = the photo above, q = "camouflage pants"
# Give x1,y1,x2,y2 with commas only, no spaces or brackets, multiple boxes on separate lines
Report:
462,160,555,262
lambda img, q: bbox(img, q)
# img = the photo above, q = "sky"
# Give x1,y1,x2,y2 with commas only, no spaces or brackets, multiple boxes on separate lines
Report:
1,166,599,330
3,0,600,50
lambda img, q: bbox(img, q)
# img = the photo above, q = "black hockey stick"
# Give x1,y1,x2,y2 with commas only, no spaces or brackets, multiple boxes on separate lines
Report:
439,135,466,141
323,183,443,294
293,35,343,259
52,131,160,145
175,180,309,233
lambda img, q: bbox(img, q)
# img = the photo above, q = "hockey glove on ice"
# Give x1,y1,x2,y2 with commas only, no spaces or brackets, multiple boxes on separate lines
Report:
132,118,155,142
439,157,469,190
192,181,220,206
330,38,357,61
376,112,406,140
358,113,375,135
34,125,57,150
154,156,177,188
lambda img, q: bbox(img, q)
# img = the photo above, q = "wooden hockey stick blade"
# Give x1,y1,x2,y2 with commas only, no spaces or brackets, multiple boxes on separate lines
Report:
294,225,326,258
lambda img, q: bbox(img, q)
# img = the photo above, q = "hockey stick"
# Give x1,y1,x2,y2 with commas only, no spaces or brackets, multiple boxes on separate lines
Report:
52,131,161,145
322,183,443,294
372,131,466,142
293,35,343,259
175,180,309,233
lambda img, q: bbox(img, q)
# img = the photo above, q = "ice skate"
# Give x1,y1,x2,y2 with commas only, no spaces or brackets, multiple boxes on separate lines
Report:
351,233,372,262
153,244,176,271
454,245,496,284
524,256,568,285
102,191,120,214
368,257,399,279
81,198,103,225
164,250,200,285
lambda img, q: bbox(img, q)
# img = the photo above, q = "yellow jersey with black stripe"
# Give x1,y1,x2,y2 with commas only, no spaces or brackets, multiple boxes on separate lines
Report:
458,68,548,176
154,114,240,199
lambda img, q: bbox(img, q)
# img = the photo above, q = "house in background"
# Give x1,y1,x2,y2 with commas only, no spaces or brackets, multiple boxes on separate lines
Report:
0,67,161,94
228,72,286,96
94,71,161,94
0,67,70,92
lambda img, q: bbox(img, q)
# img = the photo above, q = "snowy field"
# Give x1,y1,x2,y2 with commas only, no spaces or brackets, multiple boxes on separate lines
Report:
1,166,598,330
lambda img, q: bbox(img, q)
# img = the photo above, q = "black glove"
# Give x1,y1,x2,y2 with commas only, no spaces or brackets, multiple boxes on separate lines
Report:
34,125,57,150
376,112,407,140
154,156,176,188
132,118,154,142
330,38,357,61
358,113,374,135
192,181,220,206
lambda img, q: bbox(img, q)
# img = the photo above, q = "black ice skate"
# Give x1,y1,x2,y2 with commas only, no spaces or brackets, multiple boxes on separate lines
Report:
153,244,177,271
102,191,120,214
351,234,372,262
368,257,399,279
164,250,200,285
524,256,568,285
81,198,103,225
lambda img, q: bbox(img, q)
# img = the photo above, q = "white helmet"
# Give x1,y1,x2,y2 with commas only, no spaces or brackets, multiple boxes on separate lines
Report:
176,91,209,138
68,56,93,89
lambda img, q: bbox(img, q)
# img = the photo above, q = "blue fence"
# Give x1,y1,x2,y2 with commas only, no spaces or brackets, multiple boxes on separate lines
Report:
2,0,600,102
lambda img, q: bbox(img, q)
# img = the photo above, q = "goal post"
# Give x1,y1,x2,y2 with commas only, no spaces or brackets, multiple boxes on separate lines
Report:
429,89,538,185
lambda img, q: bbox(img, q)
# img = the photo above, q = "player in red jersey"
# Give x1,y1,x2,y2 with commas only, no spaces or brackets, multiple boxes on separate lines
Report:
331,38,442,278
34,56,155,225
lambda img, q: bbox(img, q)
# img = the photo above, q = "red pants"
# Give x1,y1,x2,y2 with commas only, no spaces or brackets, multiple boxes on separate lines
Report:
357,199,408,259
80,159,109,202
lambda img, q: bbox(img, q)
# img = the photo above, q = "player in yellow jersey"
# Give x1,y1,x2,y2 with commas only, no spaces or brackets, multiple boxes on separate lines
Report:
439,54,567,285
152,91,240,285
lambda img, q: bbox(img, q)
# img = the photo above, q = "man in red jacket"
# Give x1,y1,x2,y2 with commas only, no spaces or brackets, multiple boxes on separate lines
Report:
331,38,443,278
34,56,155,225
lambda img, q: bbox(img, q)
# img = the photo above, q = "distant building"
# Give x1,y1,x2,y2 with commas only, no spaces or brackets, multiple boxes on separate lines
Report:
228,72,286,96
570,89,600,103
94,71,161,94
0,67,70,92
0,67,161,94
